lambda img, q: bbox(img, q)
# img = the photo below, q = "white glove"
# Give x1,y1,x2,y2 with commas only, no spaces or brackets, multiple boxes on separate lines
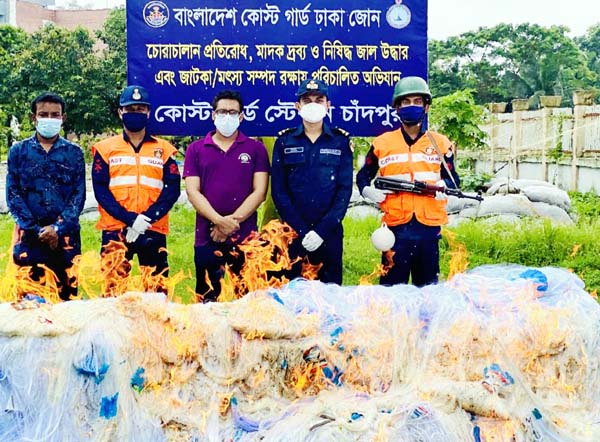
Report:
361,186,392,204
131,214,152,234
434,180,448,200
125,227,140,243
302,230,324,252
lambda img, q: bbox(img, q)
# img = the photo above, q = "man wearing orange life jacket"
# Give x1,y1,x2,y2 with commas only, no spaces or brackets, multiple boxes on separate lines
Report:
92,85,181,295
356,76,460,287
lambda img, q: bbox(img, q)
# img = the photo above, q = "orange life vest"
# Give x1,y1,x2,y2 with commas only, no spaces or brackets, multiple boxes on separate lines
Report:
373,129,452,227
92,135,177,234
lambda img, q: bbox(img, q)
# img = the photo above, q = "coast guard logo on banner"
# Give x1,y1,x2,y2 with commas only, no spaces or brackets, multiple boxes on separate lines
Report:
239,153,251,164
143,1,169,28
386,0,411,29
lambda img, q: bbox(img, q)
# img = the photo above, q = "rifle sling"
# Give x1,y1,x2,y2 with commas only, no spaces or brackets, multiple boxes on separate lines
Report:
426,131,459,189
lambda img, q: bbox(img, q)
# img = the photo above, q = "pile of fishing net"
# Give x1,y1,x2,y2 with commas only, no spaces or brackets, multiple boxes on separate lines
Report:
1,264,599,441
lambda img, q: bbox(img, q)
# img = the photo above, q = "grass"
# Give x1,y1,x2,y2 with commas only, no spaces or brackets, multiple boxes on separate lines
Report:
2,196,600,301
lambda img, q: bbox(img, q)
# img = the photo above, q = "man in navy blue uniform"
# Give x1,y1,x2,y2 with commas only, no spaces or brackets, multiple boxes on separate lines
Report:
6,92,85,300
271,79,353,284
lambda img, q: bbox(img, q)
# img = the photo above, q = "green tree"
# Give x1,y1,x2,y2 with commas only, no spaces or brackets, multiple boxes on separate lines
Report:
0,26,30,152
428,89,488,151
498,24,594,100
428,24,596,105
11,24,115,135
96,7,127,126
0,26,29,110
2,19,129,137
577,24,600,84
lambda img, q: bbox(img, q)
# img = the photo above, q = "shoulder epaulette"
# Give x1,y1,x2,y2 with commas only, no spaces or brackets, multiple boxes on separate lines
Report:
333,127,350,137
277,127,295,137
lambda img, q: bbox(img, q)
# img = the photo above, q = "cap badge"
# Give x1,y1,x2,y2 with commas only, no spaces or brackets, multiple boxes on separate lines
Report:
132,88,142,100
307,80,319,90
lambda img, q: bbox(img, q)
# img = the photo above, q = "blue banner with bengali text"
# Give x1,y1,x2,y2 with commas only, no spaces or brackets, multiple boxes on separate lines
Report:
126,0,428,136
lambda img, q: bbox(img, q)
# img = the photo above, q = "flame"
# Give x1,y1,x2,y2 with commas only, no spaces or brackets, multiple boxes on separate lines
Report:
0,260,61,304
288,362,329,396
444,228,469,279
301,259,322,280
1,237,188,302
100,240,132,297
219,393,233,415
219,220,299,301
359,250,394,285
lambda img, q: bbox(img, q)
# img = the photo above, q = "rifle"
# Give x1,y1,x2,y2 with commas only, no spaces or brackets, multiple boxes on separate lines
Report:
374,177,483,201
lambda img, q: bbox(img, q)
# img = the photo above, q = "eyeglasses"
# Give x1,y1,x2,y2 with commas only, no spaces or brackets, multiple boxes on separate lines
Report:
214,109,241,116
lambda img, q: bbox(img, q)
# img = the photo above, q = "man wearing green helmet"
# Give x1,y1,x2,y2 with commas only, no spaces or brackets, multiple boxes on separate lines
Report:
356,76,460,287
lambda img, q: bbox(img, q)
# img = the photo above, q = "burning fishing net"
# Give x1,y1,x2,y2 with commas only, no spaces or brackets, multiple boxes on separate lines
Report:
1,264,599,441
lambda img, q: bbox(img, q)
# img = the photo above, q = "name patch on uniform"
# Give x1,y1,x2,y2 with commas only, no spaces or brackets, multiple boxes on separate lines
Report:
284,147,304,154
379,154,409,167
141,157,164,167
320,148,341,156
109,156,136,166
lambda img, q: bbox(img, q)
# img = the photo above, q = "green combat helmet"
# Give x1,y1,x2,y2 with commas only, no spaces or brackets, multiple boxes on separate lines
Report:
392,76,432,106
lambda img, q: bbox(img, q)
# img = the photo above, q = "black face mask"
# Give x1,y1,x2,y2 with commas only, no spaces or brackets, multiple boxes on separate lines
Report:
397,105,426,126
122,112,148,132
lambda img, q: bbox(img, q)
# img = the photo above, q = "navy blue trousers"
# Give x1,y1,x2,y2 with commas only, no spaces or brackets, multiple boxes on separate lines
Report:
283,226,343,285
101,229,168,294
194,242,244,302
379,236,440,287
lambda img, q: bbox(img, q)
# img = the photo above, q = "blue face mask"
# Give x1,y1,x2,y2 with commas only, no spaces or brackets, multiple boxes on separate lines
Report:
36,118,62,139
397,105,426,126
122,112,148,132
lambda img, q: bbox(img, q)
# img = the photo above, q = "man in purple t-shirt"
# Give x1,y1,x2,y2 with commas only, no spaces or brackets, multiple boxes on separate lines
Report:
183,90,270,302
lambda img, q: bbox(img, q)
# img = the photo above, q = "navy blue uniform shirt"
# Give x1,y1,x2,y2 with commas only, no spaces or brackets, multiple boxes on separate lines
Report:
271,123,353,239
6,134,85,235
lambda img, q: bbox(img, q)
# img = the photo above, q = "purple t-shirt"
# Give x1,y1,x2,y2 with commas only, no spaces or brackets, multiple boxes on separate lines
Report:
183,131,270,246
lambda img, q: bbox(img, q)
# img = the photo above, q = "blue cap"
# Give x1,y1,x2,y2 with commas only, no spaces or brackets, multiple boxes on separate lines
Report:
119,85,150,107
295,79,328,98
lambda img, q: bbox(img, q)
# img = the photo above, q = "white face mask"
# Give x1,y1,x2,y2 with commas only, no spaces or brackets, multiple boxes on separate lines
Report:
299,102,327,123
36,118,62,139
214,114,240,137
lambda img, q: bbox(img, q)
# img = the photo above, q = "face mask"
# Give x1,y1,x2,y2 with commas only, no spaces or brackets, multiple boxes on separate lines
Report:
214,114,240,137
122,112,148,132
397,105,426,126
299,102,327,123
36,118,62,139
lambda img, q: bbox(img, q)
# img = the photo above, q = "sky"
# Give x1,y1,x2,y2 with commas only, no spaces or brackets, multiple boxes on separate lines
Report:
428,0,599,40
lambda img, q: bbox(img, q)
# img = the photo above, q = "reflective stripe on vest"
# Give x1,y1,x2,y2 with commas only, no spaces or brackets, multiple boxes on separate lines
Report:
373,130,450,227
93,136,177,234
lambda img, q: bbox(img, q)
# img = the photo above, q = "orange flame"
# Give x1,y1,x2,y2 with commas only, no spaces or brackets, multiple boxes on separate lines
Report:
444,228,469,279
301,259,322,280
219,220,300,301
359,250,394,285
0,261,62,304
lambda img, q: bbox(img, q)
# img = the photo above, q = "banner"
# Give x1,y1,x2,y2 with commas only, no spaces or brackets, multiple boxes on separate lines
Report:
126,0,428,136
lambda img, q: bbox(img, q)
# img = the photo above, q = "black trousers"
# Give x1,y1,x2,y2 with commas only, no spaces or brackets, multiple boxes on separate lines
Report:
379,236,440,287
13,229,81,301
101,229,168,295
277,226,344,285
194,242,244,302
